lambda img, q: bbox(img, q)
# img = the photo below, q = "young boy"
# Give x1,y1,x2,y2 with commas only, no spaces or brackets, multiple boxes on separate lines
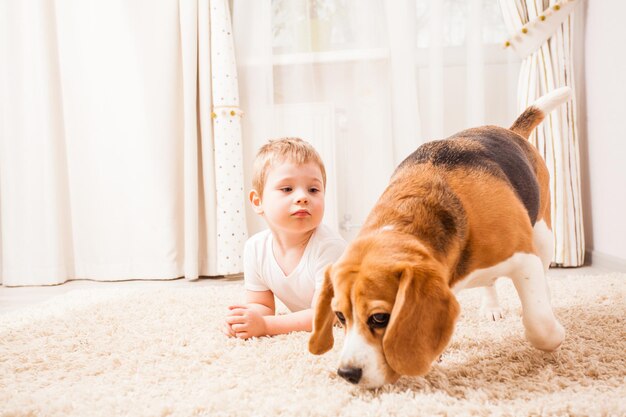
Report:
223,138,346,339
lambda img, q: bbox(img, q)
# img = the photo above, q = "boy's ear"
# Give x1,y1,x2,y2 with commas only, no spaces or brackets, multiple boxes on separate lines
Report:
249,189,263,214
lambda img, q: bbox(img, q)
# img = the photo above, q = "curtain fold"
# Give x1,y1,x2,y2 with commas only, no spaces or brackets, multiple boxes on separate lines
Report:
0,1,75,285
207,0,248,274
0,0,246,286
385,0,422,163
232,0,276,238
427,0,445,139
499,0,584,266
466,0,485,126
179,0,201,280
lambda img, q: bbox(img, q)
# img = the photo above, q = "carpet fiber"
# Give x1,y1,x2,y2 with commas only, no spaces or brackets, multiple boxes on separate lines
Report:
1,273,624,417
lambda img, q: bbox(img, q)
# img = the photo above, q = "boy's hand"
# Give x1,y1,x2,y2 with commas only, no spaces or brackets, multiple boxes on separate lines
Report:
221,321,236,338
225,305,268,339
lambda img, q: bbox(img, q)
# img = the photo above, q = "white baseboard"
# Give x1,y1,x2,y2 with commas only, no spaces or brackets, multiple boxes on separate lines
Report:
587,250,626,272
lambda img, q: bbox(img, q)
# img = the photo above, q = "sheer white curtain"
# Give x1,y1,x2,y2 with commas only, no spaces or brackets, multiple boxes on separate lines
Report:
499,0,584,266
233,0,517,241
0,0,247,286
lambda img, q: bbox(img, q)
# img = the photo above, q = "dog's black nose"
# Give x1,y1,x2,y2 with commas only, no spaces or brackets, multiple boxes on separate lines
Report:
338,366,362,384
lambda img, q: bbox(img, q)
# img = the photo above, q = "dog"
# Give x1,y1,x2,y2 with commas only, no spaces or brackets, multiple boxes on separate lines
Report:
309,88,572,389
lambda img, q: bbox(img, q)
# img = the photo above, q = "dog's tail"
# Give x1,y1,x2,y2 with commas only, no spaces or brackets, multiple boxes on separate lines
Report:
510,87,573,139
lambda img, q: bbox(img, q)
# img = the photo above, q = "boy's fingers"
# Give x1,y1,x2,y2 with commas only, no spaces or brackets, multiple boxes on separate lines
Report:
232,323,246,332
226,308,245,317
221,323,235,337
225,316,246,325
228,305,248,310
226,308,247,317
235,331,249,340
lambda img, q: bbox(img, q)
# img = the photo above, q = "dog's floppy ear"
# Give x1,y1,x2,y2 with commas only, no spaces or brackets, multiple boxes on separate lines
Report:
309,265,335,355
382,262,460,375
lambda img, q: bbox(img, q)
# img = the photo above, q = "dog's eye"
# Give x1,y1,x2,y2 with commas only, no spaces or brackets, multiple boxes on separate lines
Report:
367,313,390,329
335,312,346,325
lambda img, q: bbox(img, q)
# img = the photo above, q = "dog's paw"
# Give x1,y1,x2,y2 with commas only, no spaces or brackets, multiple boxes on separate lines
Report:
480,305,505,321
480,285,504,321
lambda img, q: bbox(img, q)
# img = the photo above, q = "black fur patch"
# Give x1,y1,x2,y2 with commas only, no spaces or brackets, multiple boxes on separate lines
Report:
398,127,540,225
453,245,472,281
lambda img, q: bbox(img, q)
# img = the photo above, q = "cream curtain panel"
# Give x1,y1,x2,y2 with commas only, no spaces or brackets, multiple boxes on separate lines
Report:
0,0,246,286
499,0,584,266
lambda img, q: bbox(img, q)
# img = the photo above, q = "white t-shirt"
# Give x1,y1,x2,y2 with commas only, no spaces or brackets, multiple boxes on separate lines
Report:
243,224,347,312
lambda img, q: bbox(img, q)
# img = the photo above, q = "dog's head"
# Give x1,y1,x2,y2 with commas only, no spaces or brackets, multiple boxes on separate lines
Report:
309,232,460,388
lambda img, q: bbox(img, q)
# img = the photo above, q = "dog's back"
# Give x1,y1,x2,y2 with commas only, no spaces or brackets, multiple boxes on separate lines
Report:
362,87,572,285
397,127,542,225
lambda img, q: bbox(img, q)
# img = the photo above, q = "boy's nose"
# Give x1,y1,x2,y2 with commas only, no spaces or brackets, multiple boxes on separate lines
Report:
295,195,309,204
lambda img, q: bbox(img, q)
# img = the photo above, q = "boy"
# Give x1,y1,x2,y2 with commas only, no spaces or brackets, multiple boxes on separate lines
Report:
223,138,346,339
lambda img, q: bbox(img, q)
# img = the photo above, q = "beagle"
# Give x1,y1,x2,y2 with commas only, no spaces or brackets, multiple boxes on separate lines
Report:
309,88,572,388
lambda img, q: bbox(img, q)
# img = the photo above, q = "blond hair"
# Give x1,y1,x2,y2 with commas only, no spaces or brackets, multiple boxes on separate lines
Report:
252,137,326,197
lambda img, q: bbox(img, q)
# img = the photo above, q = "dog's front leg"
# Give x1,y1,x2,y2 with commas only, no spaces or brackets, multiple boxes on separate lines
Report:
511,255,565,351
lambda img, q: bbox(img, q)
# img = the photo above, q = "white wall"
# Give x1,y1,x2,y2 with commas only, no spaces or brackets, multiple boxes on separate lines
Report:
581,1,626,265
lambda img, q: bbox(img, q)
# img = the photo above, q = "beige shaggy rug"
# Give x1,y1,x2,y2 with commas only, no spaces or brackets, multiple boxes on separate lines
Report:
1,273,624,417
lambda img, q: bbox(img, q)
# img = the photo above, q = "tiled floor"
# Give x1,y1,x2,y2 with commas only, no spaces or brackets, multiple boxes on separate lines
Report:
0,265,617,315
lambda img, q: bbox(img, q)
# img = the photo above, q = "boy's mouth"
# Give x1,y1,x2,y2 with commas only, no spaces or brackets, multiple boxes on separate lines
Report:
292,209,311,217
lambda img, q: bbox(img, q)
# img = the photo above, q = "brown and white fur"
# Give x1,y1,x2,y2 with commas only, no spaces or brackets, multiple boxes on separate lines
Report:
309,88,572,389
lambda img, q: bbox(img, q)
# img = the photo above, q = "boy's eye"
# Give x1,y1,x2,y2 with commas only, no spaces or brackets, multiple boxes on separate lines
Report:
309,187,320,193
280,187,292,192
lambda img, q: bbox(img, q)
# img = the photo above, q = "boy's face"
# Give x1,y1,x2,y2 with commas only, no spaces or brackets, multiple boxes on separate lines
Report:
251,161,325,235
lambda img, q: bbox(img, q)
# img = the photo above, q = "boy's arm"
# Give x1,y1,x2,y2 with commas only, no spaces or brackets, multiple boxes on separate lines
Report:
244,289,276,315
262,287,321,335
226,289,320,338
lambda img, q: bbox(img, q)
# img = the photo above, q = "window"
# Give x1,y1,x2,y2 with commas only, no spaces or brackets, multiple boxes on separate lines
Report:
271,0,509,54
415,0,508,47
